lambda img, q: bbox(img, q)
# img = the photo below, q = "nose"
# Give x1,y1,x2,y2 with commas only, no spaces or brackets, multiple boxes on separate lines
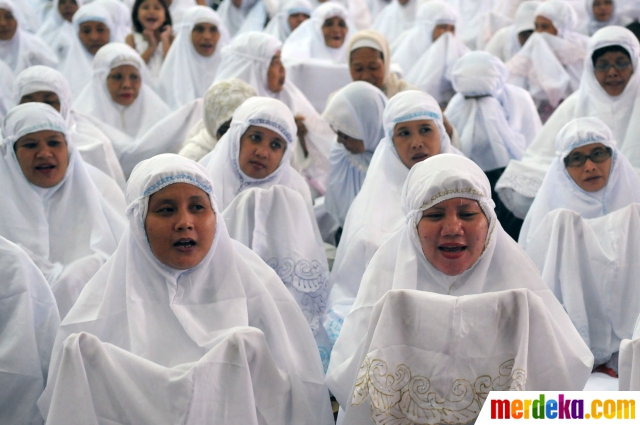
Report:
175,210,194,231
254,143,269,159
583,158,597,171
441,215,463,236
35,145,54,158
121,76,133,88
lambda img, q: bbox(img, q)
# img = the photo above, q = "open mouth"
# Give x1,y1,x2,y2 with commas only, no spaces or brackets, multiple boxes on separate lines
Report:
35,164,55,174
412,153,429,162
174,239,196,250
584,176,602,182
439,244,466,259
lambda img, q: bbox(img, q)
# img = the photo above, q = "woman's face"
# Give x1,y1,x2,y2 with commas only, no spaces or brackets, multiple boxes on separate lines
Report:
432,23,455,42
0,8,17,41
14,130,69,188
336,130,365,154
145,183,216,270
349,47,385,89
322,16,347,49
267,51,286,93
58,0,78,22
238,125,287,179
592,0,613,22
392,119,441,169
534,15,557,36
594,51,633,96
288,12,309,32
20,91,62,113
191,22,220,57
79,21,110,55
564,142,613,192
418,197,489,276
138,0,166,32
107,65,141,106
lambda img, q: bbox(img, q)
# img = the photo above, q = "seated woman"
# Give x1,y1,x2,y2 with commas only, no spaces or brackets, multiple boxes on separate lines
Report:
157,6,229,110
519,117,640,248
580,0,622,36
322,81,387,228
37,0,82,61
0,103,126,318
282,2,352,64
371,0,417,46
38,154,334,424
485,1,540,63
263,0,311,42
74,43,171,139
0,0,58,74
326,154,593,416
497,26,640,220
179,78,256,162
323,90,457,347
217,0,266,37
215,31,334,196
15,65,126,189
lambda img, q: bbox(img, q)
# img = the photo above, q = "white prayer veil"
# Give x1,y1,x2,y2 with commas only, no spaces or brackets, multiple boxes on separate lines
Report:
322,81,387,226
263,0,312,42
581,0,621,35
371,0,417,46
281,2,352,63
217,0,262,36
199,96,311,211
0,59,14,121
157,6,230,110
91,0,131,42
38,153,333,424
445,51,541,171
0,103,126,317
36,0,86,60
519,116,640,248
0,0,58,74
485,1,541,63
326,153,594,406
73,43,171,138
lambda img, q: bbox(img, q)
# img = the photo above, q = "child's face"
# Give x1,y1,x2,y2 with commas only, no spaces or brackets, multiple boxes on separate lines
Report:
191,23,220,57
78,21,110,55
138,0,166,31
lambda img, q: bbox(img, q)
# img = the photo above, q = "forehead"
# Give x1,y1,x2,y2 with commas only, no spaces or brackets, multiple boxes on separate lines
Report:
243,125,283,140
109,64,139,74
595,51,630,62
148,182,210,202
22,91,59,99
79,20,107,29
428,197,481,210
17,130,65,142
350,47,383,62
569,142,607,154
394,119,436,130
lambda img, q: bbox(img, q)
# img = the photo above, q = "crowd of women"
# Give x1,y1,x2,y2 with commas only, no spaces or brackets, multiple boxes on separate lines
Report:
2,0,640,423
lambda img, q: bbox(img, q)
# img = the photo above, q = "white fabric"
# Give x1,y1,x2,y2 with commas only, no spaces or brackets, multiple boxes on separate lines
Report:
217,0,262,36
323,81,387,227
179,78,257,162
131,31,166,80
169,0,199,26
339,289,592,423
372,0,417,46
0,59,14,121
73,43,171,138
496,26,640,219
525,204,640,369
0,0,58,74
282,2,352,63
323,90,457,349
199,96,312,210
14,65,126,189
580,0,622,35
449,0,498,49
215,31,333,194
485,1,541,63
157,7,230,110
92,0,132,42
36,0,85,61
520,117,640,248
445,51,540,171
0,236,60,425
223,185,331,369
0,103,126,319
37,153,334,425
620,319,640,390
263,0,312,42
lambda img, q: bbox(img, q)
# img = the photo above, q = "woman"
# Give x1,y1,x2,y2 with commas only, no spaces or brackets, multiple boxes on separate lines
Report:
323,90,457,347
217,0,266,37
157,6,230,110
325,153,593,414
519,117,640,248
36,0,83,61
0,103,126,318
215,31,333,195
74,43,171,138
322,81,386,227
496,26,640,220
263,0,312,42
38,154,334,425
0,0,58,74
179,78,256,162
14,65,126,189
485,1,540,63
580,0,621,36
282,2,352,64
371,0,417,46
347,29,413,98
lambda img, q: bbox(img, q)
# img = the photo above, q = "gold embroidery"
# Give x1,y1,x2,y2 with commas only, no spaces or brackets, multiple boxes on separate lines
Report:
352,357,526,425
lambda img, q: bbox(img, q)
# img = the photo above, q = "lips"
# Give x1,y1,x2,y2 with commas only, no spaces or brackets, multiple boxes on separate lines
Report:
439,244,466,260
35,164,56,175
412,153,429,162
249,160,266,170
173,238,196,251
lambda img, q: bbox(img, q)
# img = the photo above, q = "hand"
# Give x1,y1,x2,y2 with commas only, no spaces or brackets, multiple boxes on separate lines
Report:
160,25,172,44
143,29,158,49
294,115,309,157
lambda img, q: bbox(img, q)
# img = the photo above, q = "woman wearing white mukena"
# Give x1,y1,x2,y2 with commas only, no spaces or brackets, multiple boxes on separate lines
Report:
485,1,540,63
496,26,640,221
263,0,311,42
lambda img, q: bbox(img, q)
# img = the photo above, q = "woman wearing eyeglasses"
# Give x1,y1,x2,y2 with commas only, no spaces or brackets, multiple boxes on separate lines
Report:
518,116,640,249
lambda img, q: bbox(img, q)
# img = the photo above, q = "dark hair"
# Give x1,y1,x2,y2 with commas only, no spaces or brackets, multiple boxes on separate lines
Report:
591,45,631,66
131,0,172,33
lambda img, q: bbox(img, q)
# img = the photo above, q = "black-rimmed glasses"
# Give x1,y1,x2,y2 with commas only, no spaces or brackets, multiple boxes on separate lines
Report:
563,147,612,168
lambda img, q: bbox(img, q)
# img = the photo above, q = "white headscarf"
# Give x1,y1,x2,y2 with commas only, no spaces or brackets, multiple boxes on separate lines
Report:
36,0,86,60
38,153,334,424
581,0,622,35
0,103,126,316
371,0,417,46
92,0,132,42
520,117,640,248
157,7,230,110
323,81,387,227
0,58,14,121
217,0,263,36
485,1,541,63
73,43,171,138
199,96,312,211
281,2,352,63
263,0,312,42
0,0,58,73
13,65,126,188
326,153,594,407
445,51,541,171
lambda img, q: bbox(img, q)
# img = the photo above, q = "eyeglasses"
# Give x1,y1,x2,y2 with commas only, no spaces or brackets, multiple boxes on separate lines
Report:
563,147,612,167
594,61,632,72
